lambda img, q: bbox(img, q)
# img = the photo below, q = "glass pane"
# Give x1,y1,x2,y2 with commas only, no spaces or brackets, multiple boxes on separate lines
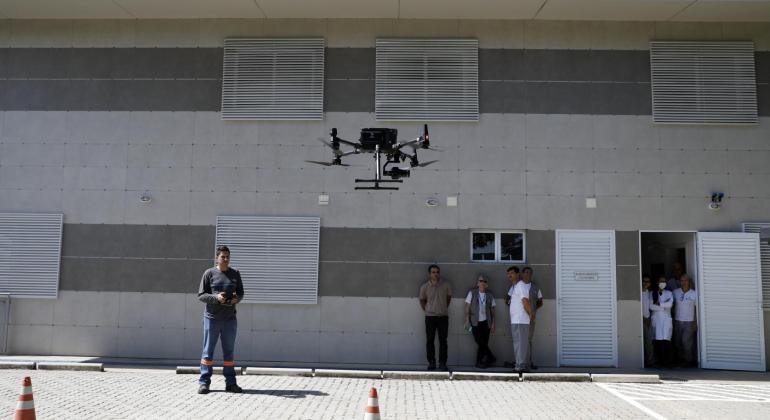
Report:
472,232,496,261
500,233,524,261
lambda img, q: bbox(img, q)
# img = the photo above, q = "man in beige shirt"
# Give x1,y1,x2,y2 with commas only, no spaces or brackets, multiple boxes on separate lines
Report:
419,264,452,371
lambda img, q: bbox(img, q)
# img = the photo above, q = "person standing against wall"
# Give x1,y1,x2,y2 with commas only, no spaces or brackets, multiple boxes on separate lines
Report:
197,245,244,394
503,266,520,369
507,267,540,373
419,264,452,371
464,274,496,368
521,267,543,369
650,276,674,368
673,274,698,367
641,275,656,367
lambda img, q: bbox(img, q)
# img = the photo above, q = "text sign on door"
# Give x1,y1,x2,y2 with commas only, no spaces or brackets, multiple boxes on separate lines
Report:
574,272,599,282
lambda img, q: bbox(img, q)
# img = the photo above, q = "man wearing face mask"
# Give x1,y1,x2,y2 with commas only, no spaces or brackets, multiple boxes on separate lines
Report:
650,276,674,368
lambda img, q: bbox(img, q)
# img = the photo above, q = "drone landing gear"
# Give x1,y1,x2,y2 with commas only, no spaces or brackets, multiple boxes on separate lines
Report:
354,178,402,190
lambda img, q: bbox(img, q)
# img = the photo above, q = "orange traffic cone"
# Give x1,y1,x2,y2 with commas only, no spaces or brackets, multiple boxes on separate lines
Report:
14,376,36,420
363,387,380,420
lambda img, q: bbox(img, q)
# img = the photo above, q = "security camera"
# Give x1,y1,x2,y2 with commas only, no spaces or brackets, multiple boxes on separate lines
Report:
708,192,724,211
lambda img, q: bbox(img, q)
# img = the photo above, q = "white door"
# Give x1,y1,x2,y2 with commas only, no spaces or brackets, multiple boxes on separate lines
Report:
556,230,617,367
697,232,766,371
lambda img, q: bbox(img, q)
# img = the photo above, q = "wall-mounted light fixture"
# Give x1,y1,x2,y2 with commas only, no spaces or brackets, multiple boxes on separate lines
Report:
139,191,152,204
708,192,724,211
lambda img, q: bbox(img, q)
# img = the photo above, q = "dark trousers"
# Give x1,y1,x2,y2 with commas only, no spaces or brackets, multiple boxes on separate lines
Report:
653,340,672,368
425,316,449,365
472,320,495,364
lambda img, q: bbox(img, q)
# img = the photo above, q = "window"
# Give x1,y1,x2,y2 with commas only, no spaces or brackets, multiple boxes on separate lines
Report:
650,41,757,124
221,38,325,120
375,38,479,121
471,231,525,263
215,215,320,304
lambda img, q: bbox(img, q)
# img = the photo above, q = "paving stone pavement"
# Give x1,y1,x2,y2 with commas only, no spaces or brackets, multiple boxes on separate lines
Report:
0,370,650,419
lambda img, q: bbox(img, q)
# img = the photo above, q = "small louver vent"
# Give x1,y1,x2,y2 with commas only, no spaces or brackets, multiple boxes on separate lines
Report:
215,216,320,304
221,38,325,120
742,223,770,309
376,38,479,121
650,41,757,124
0,213,62,298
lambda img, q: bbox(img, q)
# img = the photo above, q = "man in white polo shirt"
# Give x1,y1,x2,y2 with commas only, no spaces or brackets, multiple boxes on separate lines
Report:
507,266,542,373
673,274,698,367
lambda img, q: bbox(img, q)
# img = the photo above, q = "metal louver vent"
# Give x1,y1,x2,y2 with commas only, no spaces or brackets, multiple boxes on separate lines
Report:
221,38,325,120
0,213,63,298
216,216,320,304
376,38,479,121
650,41,757,124
743,223,770,309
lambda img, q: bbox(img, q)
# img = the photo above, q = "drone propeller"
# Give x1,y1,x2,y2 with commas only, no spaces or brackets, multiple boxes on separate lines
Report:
413,159,438,168
305,160,353,167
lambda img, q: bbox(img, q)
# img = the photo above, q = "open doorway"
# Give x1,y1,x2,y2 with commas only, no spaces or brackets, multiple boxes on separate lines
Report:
639,231,699,369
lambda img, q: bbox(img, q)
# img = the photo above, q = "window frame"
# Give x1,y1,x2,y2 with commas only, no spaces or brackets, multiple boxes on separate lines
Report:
470,230,526,263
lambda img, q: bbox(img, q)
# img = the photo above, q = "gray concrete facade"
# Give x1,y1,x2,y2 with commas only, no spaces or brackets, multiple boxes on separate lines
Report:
1,18,769,369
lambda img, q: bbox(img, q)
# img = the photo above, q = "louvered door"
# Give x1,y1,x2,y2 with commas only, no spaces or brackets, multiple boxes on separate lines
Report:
556,230,618,367
697,232,765,371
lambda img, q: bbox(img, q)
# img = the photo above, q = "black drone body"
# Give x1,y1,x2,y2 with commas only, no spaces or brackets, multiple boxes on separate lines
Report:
306,124,438,190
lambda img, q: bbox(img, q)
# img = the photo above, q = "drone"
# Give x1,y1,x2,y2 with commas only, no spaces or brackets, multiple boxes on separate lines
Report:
306,124,438,190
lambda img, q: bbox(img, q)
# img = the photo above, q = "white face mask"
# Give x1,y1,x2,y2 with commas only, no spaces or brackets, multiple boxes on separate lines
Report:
658,282,667,290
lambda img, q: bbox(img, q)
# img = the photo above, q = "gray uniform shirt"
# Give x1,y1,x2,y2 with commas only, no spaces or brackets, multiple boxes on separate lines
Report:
198,267,244,321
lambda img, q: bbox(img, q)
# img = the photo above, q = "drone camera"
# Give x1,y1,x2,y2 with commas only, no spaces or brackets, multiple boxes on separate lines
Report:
384,167,410,179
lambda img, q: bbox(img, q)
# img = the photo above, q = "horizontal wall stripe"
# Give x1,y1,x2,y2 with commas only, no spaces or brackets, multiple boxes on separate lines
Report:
0,48,765,114
58,224,639,300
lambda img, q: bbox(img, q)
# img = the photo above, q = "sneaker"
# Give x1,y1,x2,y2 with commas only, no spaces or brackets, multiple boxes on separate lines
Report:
225,383,243,393
427,363,436,371
197,384,209,395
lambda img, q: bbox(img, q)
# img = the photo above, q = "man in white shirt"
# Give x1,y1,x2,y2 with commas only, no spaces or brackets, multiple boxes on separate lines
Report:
521,267,543,369
673,274,698,367
507,266,542,373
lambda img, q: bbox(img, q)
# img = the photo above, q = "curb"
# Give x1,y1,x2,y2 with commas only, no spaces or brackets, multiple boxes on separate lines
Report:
176,366,244,375
591,374,660,383
37,362,103,372
0,361,36,370
523,373,591,382
244,367,313,377
452,371,520,381
314,369,382,379
383,371,450,380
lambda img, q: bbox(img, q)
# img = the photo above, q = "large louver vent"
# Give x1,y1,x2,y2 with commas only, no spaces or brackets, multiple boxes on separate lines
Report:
221,38,325,120
650,41,757,124
215,216,320,304
743,223,770,309
0,213,62,298
376,38,479,121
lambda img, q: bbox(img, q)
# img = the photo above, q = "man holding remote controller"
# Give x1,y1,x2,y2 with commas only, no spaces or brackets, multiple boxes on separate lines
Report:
197,245,245,394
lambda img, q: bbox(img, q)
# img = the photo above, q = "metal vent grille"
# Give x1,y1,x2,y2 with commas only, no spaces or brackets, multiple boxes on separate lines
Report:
221,38,325,120
215,216,320,304
0,213,63,298
376,38,479,121
743,223,770,309
650,41,757,124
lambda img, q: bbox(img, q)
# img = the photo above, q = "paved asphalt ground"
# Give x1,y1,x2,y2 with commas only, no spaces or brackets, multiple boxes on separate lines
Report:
1,369,769,419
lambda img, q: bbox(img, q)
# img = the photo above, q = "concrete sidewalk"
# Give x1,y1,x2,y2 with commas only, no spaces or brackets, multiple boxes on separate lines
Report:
1,355,767,383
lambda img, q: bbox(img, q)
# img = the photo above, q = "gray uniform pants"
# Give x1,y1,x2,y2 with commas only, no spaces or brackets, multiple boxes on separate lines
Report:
674,320,697,364
511,323,530,370
528,319,536,365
